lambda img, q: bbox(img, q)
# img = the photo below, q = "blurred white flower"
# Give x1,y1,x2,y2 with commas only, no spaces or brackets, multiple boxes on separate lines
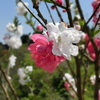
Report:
7,76,11,80
8,55,17,68
74,24,81,30
63,73,76,88
4,35,22,49
26,66,33,72
18,66,33,85
16,2,28,16
44,22,83,60
74,15,81,20
6,23,16,33
16,25,23,36
90,75,100,85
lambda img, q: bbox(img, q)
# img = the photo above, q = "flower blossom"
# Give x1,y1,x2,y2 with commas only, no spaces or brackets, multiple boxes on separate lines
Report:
92,0,100,24
8,55,17,68
18,66,33,85
6,23,16,33
16,25,23,36
43,22,83,60
16,2,28,16
4,34,22,49
36,24,43,31
85,34,100,60
28,34,65,73
63,73,77,98
90,74,100,85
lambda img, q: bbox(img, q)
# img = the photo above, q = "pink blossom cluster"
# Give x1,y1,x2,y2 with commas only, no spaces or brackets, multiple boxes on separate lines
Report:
51,0,63,9
85,34,100,60
28,34,65,73
92,0,100,24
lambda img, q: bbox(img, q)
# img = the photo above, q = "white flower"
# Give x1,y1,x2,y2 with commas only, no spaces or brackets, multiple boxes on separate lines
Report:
26,66,33,72
18,66,33,85
4,35,22,49
74,15,81,20
8,55,17,68
90,75,100,85
6,23,16,33
44,22,83,60
16,25,23,36
63,73,76,92
74,24,81,30
16,2,28,16
90,75,96,85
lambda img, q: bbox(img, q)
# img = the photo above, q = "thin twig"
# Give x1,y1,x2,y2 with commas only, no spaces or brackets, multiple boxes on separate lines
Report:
65,0,73,27
55,6,64,22
34,6,47,25
1,84,10,100
50,0,66,9
44,2,55,24
83,3,100,28
0,66,19,100
57,66,78,97
75,0,85,21
19,0,47,29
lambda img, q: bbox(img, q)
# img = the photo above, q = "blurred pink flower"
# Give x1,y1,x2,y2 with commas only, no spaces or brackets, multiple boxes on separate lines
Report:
92,0,100,23
98,90,100,100
28,34,65,73
85,34,100,60
37,25,43,31
55,0,63,5
64,82,70,91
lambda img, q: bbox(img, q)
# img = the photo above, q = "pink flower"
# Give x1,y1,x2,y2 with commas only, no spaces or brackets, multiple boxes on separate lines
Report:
64,82,70,91
85,34,100,60
92,0,100,23
98,90,100,100
37,25,43,31
55,0,63,5
28,34,65,73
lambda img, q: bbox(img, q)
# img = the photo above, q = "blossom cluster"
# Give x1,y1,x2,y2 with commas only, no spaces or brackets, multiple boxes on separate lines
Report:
28,22,84,72
3,23,23,49
18,66,33,85
92,0,100,24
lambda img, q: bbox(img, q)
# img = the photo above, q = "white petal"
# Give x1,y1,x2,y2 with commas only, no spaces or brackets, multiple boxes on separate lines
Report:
52,42,62,56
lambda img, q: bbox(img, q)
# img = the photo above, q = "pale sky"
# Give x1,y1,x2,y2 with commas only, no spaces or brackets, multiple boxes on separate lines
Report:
0,0,94,43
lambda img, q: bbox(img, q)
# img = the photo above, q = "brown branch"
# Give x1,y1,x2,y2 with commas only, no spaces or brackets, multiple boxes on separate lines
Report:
75,0,85,21
0,66,19,100
65,0,73,27
44,2,55,24
1,84,10,100
34,7,47,25
83,3,100,28
19,0,47,29
55,6,64,22
66,60,76,78
57,66,78,97
75,56,83,100
50,0,66,9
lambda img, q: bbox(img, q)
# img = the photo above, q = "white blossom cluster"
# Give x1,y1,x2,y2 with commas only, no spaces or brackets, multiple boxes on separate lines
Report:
63,73,77,97
3,22,23,49
18,66,33,85
43,22,85,60
90,75,100,85
16,2,28,16
8,55,17,68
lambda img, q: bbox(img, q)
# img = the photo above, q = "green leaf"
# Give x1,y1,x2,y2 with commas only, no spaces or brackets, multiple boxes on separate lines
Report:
43,0,52,3
93,29,100,36
79,20,85,27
